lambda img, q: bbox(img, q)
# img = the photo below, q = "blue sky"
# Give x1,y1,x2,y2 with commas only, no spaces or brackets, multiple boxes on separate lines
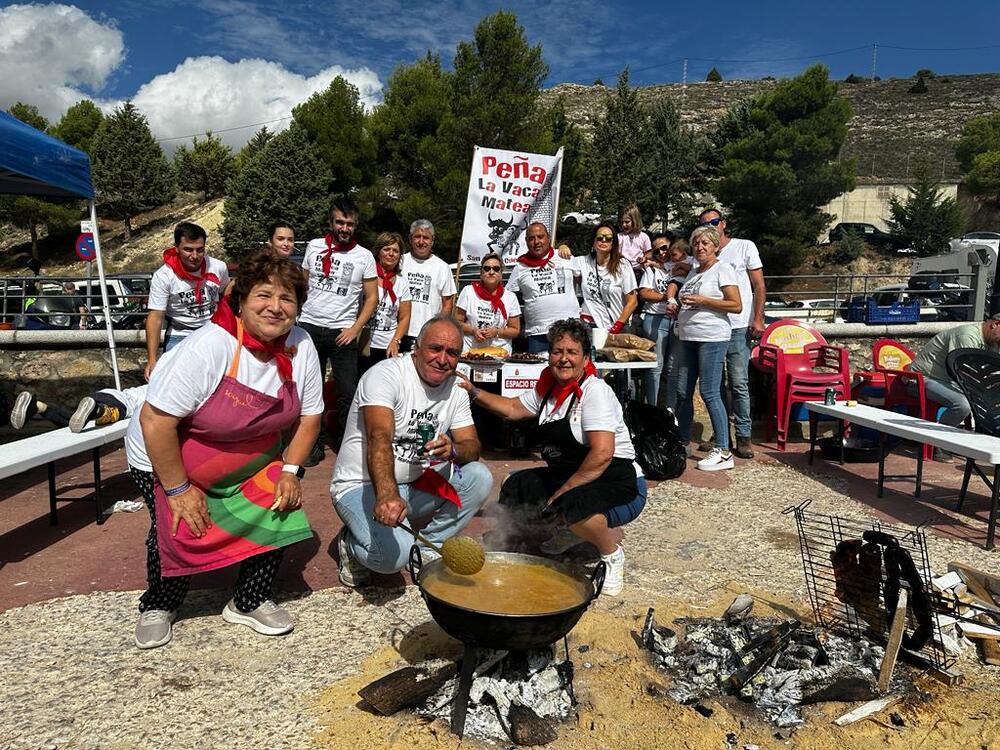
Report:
3,1,1000,149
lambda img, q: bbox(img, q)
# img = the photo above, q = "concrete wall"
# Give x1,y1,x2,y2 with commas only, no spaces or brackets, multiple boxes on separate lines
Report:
821,182,960,235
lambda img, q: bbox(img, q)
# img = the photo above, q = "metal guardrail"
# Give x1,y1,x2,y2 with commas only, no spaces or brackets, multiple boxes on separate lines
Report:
0,273,150,330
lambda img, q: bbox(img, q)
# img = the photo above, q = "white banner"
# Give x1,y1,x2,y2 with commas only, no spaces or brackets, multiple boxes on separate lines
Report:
458,145,563,267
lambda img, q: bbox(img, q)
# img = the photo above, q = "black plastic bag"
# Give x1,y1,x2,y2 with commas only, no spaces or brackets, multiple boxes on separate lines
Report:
623,400,686,480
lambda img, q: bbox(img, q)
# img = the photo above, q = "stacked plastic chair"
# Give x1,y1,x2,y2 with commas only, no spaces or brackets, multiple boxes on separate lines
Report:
946,347,1000,550
752,319,852,451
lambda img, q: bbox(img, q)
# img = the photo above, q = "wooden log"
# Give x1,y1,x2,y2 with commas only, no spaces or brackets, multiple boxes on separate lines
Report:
957,621,1000,641
979,639,1000,666
357,664,456,716
878,589,908,694
948,562,1000,606
507,703,558,746
833,695,902,727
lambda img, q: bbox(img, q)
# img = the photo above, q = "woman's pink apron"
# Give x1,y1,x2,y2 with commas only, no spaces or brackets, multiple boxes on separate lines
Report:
155,323,313,576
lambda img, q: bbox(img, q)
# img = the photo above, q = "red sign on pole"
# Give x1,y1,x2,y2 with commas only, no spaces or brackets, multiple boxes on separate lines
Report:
75,232,96,262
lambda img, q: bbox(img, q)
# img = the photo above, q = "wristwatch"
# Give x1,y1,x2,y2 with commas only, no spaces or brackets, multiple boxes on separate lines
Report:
281,463,305,478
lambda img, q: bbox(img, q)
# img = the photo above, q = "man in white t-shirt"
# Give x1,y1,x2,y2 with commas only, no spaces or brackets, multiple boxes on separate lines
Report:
507,222,581,353
330,316,492,587
299,197,379,465
399,219,456,350
145,222,229,380
695,208,766,459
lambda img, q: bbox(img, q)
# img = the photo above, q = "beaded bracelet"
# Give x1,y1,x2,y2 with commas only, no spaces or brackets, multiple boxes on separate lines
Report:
164,480,191,497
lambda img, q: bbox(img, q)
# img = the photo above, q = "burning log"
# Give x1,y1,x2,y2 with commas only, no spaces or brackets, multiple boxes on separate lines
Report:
507,703,558,746
358,664,456,716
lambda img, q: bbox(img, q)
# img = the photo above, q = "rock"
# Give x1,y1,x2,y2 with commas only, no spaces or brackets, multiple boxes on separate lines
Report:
724,594,754,622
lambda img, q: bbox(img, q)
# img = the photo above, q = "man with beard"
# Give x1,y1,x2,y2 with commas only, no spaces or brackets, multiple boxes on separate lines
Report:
299,197,379,466
399,219,456,351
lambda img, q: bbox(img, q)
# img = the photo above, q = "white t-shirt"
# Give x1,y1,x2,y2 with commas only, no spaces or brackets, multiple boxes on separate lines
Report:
518,376,641,476
574,255,638,328
330,354,475,500
456,285,522,353
299,239,377,329
618,231,651,267
676,262,740,343
368,275,412,350
716,238,762,329
506,255,581,336
147,257,229,333
401,254,457,336
640,266,673,315
125,323,325,472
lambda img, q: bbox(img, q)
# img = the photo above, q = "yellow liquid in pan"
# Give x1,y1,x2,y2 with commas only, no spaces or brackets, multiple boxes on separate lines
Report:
422,560,589,615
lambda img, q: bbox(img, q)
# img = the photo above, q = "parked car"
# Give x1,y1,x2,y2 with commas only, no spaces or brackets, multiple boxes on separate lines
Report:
71,275,151,329
560,211,601,226
826,222,899,250
764,297,845,323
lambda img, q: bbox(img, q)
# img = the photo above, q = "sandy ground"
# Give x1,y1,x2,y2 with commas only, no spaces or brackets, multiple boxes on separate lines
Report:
2,459,999,749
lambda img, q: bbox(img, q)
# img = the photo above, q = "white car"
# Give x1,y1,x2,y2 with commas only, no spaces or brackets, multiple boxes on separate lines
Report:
561,211,601,226
764,298,845,323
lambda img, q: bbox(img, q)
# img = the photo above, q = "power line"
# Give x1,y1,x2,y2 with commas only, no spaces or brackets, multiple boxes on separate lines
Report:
880,43,1000,52
155,115,292,143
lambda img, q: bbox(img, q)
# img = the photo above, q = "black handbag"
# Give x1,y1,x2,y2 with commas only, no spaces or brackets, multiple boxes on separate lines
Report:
623,400,686,480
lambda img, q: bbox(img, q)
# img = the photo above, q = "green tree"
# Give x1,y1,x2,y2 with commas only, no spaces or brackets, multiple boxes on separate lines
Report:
886,165,964,256
955,112,1000,179
1,104,78,260
706,67,723,82
222,124,332,259
8,102,48,131
589,69,709,228
234,126,273,174
909,75,928,94
91,102,174,239
173,132,235,198
712,64,856,273
967,150,1000,203
543,95,592,212
915,68,936,79
51,100,104,154
292,76,376,198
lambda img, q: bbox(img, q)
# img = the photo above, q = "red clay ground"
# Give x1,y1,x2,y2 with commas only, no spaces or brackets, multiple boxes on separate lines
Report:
1,433,996,612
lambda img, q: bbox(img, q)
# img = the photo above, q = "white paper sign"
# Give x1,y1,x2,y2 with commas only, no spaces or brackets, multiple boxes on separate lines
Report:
500,362,546,398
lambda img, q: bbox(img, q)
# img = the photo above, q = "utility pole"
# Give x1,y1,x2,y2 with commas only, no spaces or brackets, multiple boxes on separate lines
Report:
871,42,878,81
682,58,688,110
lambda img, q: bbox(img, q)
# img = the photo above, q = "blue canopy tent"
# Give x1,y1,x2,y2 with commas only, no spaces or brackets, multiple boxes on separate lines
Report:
0,110,121,388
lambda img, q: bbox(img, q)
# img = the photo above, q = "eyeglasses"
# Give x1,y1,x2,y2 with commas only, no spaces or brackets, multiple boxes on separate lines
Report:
595,234,614,242
482,266,502,272
699,217,723,227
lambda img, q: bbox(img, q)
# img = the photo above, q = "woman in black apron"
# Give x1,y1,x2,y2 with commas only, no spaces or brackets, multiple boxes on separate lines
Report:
458,318,646,596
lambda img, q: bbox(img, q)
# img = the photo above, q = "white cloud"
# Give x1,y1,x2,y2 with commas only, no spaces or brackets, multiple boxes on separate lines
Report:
0,2,125,121
125,56,382,152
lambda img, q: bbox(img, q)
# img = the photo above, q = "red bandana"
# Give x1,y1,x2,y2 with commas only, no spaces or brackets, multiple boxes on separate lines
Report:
320,233,358,277
412,468,462,508
377,264,397,304
516,246,554,268
535,360,598,413
472,281,506,319
162,247,220,304
211,295,295,382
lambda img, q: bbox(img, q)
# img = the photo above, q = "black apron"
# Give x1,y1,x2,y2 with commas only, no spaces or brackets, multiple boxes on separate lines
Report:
499,383,638,525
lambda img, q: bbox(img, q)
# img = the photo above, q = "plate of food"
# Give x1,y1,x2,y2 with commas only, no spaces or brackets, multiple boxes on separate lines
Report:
460,346,505,364
504,353,545,363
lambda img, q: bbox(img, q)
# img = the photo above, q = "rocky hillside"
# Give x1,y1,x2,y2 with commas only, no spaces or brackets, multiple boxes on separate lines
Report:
541,73,1000,181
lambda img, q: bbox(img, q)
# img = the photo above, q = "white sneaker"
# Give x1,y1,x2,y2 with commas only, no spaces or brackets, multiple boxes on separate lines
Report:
539,527,582,555
335,528,370,588
697,448,734,472
135,609,176,649
600,545,625,597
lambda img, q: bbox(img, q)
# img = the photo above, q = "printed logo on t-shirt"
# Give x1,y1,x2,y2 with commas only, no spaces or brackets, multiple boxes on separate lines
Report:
175,284,221,320
310,255,356,296
372,294,399,332
407,271,433,304
393,409,439,465
528,266,567,297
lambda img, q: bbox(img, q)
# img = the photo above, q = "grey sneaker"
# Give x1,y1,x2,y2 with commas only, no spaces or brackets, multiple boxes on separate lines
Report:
335,528,371,588
10,391,37,430
69,396,97,433
135,609,176,649
222,599,294,635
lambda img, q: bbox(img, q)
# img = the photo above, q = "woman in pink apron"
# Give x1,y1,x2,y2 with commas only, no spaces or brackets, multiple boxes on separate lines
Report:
133,252,324,649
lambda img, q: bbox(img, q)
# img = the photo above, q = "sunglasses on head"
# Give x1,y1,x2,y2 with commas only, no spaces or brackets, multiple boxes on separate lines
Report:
699,217,723,227
482,265,502,272
595,233,614,242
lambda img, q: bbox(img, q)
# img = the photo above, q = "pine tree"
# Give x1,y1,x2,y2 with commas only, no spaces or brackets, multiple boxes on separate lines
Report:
234,126,274,174
706,67,723,82
7,102,48,131
222,124,332,259
886,165,965,255
173,132,235,198
91,102,174,239
51,100,104,155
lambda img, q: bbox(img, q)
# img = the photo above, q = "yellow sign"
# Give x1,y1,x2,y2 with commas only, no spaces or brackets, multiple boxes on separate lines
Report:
763,324,819,354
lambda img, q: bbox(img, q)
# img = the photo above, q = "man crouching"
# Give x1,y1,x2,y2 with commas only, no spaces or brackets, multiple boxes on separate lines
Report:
331,315,492,586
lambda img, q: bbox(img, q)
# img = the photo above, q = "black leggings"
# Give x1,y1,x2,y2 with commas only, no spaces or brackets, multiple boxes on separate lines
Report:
130,468,283,613
43,391,128,428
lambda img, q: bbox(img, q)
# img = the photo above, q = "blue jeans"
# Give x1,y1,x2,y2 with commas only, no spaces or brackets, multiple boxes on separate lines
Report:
675,338,731,450
527,334,549,353
906,377,971,426
606,476,648,527
333,461,492,574
641,314,673,406
724,327,752,439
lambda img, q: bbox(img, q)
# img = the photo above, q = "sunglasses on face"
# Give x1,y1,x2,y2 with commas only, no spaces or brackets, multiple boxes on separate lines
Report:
699,217,723,227
482,265,502,272
595,234,614,242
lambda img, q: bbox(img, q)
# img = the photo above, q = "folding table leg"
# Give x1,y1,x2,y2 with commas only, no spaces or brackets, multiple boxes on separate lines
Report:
838,419,845,466
877,432,887,499
987,465,999,552
915,444,924,498
958,459,974,512
93,447,105,525
808,412,818,465
47,461,58,525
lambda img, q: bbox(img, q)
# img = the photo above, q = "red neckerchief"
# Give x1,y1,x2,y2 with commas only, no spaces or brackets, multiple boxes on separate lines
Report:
516,246,554,268
162,247,220,303
211,295,295,381
320,233,358,277
376,264,397,304
412,468,461,508
472,281,506,319
535,360,598,413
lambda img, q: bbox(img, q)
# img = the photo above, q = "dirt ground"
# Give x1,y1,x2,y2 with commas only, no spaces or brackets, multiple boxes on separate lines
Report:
310,589,1000,750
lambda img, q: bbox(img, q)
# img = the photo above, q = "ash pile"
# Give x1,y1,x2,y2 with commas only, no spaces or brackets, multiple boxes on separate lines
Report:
643,595,911,727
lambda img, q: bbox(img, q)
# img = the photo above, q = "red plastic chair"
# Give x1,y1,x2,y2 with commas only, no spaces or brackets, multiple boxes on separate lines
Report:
752,319,851,451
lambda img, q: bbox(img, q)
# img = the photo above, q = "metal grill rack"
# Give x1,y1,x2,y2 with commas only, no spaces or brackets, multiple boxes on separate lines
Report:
784,500,953,671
